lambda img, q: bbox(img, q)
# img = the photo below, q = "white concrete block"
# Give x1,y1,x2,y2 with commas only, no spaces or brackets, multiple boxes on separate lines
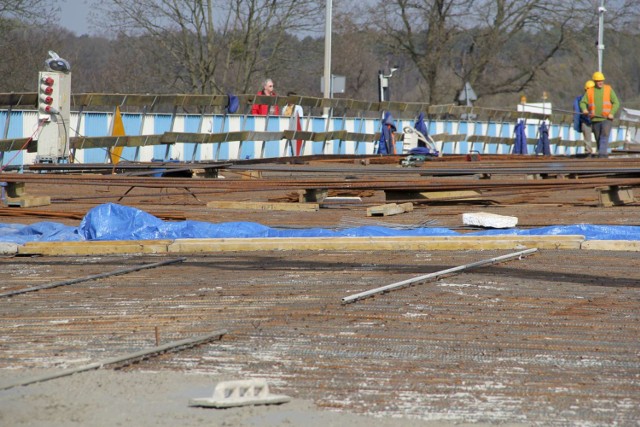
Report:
0,242,19,255
462,212,518,229
188,378,290,408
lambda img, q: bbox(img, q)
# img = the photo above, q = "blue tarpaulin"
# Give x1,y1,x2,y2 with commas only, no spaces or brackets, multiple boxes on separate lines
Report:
513,120,527,154
535,121,551,156
1,203,640,244
377,112,397,155
414,112,429,144
409,112,439,157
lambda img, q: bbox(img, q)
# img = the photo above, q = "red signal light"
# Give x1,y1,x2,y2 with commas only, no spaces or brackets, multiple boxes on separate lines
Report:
42,76,54,86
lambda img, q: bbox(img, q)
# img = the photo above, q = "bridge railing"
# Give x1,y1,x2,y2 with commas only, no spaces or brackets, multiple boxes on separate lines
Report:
1,93,638,165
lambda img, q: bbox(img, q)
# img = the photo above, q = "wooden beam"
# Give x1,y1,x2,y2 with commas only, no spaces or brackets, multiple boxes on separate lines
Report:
366,202,413,217
206,201,319,211
17,235,587,256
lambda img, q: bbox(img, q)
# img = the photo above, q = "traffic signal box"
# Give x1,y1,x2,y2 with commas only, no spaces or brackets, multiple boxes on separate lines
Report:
36,71,71,162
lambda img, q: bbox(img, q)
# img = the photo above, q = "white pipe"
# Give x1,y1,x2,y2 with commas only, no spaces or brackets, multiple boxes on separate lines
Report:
323,0,332,116
342,248,538,304
597,0,606,72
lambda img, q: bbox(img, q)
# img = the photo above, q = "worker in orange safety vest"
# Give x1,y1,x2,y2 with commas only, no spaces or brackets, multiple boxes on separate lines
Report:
579,71,620,158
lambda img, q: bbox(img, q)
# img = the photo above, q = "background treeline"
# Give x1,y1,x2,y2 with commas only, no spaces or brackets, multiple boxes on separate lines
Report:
1,0,639,112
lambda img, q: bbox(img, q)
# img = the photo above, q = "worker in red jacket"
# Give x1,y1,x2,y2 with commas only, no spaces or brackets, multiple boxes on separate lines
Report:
251,78,280,116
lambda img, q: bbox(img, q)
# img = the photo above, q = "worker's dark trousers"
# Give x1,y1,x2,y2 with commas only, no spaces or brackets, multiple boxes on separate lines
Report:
592,120,612,158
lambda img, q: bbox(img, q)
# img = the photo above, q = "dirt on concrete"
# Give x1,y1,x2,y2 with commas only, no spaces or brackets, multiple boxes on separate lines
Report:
1,249,639,426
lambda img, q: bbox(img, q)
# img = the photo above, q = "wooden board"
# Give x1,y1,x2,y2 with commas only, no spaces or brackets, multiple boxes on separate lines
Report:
367,202,413,217
206,201,319,212
6,196,51,208
581,240,640,251
385,190,481,201
15,235,599,256
167,236,585,253
18,240,173,256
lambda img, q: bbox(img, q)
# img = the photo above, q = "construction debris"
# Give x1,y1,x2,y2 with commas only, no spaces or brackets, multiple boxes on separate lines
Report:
462,211,518,228
189,379,291,408
596,185,636,207
0,242,18,255
366,202,413,217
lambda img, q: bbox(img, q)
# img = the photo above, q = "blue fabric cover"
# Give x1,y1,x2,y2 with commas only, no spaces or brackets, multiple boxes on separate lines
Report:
535,121,551,156
1,203,639,244
377,112,397,155
513,120,527,154
573,95,591,132
226,94,239,114
414,112,429,140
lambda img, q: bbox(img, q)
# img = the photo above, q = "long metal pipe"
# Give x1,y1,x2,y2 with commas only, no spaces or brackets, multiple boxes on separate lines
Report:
0,330,227,391
323,0,332,116
0,258,186,298
342,248,538,303
598,0,606,72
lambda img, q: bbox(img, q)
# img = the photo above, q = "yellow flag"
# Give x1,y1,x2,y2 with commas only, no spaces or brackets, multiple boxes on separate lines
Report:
110,106,125,164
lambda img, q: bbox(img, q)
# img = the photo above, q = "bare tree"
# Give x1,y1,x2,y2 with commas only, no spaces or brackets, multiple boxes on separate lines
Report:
330,11,385,101
92,0,324,95
0,0,62,91
373,0,640,105
0,28,58,92
0,0,57,27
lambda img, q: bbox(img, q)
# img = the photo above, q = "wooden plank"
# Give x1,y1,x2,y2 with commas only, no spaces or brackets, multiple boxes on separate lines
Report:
385,190,482,201
366,202,413,217
0,138,36,152
18,240,173,256
167,236,585,253
16,235,586,256
70,135,166,149
581,240,640,251
6,196,50,208
283,130,314,140
430,133,467,142
207,201,319,212
345,132,377,142
0,92,37,107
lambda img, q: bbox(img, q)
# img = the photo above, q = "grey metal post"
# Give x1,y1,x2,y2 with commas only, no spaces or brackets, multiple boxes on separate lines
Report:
598,0,606,72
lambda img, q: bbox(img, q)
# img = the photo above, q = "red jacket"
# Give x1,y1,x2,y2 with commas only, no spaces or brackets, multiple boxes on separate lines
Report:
251,90,280,115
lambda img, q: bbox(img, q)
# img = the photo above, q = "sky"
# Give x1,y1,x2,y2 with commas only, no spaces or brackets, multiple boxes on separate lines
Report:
59,0,93,36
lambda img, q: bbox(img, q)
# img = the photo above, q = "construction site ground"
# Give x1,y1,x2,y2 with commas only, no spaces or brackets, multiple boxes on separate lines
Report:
1,156,640,426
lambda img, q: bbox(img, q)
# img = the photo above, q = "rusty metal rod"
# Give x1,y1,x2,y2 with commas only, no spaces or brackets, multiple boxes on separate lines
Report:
0,257,186,298
0,330,227,391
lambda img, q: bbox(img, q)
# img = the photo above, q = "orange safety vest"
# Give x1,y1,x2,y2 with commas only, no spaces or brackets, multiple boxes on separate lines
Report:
586,85,612,118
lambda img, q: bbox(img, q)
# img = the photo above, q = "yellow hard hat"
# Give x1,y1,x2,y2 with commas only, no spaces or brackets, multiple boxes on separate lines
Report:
584,80,595,90
592,71,605,81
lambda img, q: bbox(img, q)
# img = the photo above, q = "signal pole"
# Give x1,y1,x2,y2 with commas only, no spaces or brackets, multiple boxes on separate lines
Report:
597,0,606,72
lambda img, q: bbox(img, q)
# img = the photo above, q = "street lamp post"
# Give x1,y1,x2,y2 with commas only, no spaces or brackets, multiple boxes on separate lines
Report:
323,0,332,116
378,66,399,102
597,0,606,72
